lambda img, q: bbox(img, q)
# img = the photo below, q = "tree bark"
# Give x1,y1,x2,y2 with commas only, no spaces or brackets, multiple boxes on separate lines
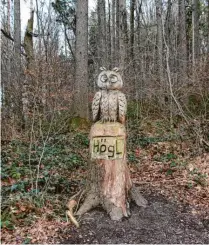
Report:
155,0,163,82
178,0,187,76
13,0,23,124
74,0,89,119
116,0,120,65
111,0,116,66
22,9,34,123
97,0,107,67
130,0,135,61
7,0,10,33
14,0,21,73
155,0,164,105
119,0,128,73
192,0,199,64
207,0,209,59
107,0,111,68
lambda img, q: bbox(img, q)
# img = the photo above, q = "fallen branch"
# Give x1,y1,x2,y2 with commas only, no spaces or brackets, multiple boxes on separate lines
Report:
66,200,80,228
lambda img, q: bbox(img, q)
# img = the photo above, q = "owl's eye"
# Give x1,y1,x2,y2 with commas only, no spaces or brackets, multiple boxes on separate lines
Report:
110,75,118,83
101,74,108,82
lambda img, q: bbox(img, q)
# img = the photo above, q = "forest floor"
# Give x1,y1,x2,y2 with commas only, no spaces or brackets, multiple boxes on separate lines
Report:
1,119,209,244
63,191,209,244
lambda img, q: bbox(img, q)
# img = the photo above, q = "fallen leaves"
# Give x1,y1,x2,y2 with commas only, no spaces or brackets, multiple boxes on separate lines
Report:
131,141,209,215
1,218,70,244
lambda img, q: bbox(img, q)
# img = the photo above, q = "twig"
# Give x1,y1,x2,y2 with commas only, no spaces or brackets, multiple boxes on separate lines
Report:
66,200,80,228
162,17,209,148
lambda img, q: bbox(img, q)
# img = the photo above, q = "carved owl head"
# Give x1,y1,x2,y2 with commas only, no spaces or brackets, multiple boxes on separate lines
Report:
97,67,123,90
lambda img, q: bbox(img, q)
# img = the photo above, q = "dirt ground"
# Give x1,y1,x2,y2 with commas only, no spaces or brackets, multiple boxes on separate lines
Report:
62,191,209,244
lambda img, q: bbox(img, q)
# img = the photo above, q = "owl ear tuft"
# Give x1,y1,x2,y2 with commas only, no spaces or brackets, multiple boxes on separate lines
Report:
99,67,107,71
112,67,120,72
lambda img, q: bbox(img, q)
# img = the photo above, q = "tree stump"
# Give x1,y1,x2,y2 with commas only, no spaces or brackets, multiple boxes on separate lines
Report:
74,67,147,221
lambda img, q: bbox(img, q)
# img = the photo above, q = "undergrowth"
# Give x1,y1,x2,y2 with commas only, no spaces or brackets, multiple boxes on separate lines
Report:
1,115,208,241
1,131,89,230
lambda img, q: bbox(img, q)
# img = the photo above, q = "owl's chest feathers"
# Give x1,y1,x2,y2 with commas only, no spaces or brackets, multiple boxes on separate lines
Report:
100,90,118,120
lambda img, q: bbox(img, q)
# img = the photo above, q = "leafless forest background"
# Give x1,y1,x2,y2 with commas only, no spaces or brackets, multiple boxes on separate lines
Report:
1,0,209,140
1,0,209,243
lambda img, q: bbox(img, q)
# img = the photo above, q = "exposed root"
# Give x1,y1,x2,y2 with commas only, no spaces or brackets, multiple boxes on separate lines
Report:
66,200,80,228
66,190,86,228
76,192,100,216
130,185,148,208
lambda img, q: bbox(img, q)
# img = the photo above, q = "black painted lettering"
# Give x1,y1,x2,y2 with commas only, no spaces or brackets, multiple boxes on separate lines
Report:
108,145,115,158
100,144,106,153
93,140,100,153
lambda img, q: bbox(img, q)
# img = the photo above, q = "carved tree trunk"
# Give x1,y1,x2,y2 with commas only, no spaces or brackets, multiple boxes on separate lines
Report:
72,68,147,222
77,122,131,220
76,122,147,221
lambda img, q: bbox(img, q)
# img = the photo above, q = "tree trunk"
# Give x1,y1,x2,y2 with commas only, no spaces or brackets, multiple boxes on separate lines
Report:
192,0,199,64
13,0,22,124
119,0,128,73
74,0,89,119
155,0,163,79
116,0,120,65
130,0,135,61
111,0,116,66
35,0,41,53
207,0,209,62
97,0,107,67
7,0,10,33
178,0,187,76
155,0,164,104
165,0,172,53
14,0,21,74
22,9,34,124
76,122,147,221
107,0,111,68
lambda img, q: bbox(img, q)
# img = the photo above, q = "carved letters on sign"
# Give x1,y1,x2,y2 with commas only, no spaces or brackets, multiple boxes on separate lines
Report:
91,136,125,159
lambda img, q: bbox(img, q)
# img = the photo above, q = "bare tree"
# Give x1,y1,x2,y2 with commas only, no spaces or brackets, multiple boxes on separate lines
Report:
178,0,187,75
192,0,199,64
155,0,163,77
118,0,127,72
107,0,111,67
155,0,164,101
116,0,120,65
207,0,209,57
130,0,135,61
13,0,21,72
97,0,107,67
74,0,89,119
7,0,10,32
111,0,116,66
22,6,34,123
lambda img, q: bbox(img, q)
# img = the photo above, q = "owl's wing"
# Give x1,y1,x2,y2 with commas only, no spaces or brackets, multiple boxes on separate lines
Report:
92,91,102,122
118,92,127,124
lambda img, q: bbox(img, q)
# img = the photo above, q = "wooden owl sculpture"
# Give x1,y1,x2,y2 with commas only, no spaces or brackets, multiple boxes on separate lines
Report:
92,67,127,124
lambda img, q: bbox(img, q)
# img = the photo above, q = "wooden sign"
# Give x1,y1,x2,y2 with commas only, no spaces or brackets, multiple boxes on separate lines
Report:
91,136,125,160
